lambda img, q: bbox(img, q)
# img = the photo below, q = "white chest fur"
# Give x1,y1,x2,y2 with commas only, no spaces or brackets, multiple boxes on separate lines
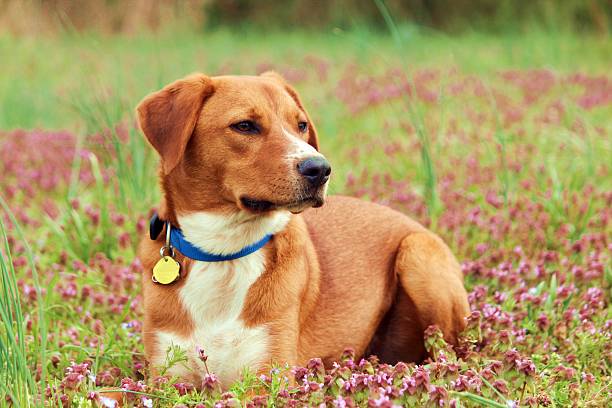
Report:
153,252,268,385
151,210,290,386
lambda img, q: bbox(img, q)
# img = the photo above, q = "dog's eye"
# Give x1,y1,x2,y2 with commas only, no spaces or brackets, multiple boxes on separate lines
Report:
298,121,308,133
231,120,259,134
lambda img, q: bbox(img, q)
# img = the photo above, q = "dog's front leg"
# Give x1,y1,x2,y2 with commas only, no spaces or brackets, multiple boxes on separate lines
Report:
267,316,300,368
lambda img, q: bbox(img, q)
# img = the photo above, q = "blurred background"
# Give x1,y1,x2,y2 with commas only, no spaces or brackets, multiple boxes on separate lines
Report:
1,0,610,129
1,0,610,35
1,0,610,130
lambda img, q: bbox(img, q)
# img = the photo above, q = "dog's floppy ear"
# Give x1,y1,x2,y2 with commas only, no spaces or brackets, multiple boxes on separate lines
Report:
261,71,319,151
137,73,214,174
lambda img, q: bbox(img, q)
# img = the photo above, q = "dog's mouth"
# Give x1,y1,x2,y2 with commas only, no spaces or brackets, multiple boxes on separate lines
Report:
240,196,324,214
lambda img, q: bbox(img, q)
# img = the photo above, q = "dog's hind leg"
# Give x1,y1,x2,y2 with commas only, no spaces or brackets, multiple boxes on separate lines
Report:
371,231,470,364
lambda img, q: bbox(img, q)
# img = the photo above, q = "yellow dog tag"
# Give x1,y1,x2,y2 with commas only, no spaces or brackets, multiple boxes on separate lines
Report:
152,256,181,284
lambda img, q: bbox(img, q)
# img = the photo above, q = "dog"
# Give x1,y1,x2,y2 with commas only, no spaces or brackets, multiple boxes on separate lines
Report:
136,72,469,387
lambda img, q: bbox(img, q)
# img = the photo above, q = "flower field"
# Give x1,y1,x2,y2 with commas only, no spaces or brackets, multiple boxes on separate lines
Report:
0,29,610,407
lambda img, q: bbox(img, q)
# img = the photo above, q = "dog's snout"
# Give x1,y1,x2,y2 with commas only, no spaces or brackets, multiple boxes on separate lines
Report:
297,157,331,186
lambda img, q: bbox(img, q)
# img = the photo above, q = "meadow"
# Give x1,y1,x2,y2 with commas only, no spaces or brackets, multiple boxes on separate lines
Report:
0,25,610,407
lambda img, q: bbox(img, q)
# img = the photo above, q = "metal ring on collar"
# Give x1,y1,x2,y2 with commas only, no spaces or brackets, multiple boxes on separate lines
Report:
159,245,175,258
158,221,175,258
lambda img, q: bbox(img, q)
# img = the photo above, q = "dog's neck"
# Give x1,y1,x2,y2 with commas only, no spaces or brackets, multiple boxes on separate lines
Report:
176,210,291,255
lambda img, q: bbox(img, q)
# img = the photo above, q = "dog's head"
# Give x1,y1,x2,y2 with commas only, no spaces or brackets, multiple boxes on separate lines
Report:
137,72,330,217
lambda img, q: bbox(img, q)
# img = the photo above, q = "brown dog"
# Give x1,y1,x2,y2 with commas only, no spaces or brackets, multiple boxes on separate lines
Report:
136,72,469,387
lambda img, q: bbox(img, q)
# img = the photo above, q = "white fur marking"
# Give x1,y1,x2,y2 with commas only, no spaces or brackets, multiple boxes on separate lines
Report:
282,126,320,161
153,211,290,385
153,252,269,385
177,210,290,255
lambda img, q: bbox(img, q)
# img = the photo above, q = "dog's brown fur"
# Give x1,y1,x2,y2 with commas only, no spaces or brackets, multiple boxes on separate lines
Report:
136,72,470,388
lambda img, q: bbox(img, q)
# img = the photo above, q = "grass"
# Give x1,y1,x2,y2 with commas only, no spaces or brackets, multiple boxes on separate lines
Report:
0,196,47,406
0,24,610,407
0,26,610,130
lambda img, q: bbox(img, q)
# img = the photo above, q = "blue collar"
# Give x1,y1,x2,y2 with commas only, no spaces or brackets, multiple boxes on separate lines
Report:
169,225,272,262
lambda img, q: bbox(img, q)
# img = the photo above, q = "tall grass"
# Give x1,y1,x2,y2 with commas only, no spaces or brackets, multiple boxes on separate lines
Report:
0,197,47,407
45,81,158,262
374,0,440,219
47,154,118,262
70,85,157,216
487,86,511,207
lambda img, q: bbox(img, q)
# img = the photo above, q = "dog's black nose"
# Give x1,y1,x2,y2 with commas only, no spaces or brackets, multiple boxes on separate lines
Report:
297,157,331,186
